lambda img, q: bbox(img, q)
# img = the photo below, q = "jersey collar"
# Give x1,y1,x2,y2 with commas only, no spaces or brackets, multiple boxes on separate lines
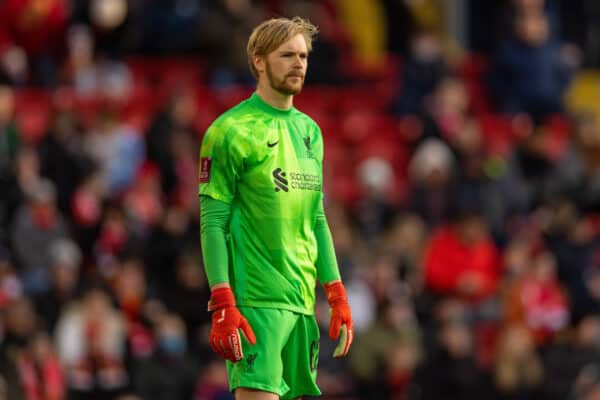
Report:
251,93,295,117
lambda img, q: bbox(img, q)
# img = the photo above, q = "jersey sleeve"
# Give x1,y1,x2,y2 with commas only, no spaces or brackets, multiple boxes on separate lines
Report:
198,121,247,204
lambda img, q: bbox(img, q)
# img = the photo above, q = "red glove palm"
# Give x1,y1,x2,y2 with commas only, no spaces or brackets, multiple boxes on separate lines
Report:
208,287,256,362
324,281,354,358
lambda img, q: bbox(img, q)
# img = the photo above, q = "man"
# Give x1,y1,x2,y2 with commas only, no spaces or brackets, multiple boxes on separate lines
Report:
198,17,354,400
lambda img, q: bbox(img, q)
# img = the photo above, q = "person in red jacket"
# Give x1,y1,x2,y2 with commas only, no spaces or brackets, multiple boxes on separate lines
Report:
424,209,500,302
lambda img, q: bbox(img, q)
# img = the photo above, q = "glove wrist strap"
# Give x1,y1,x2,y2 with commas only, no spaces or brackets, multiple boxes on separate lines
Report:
324,281,348,306
208,287,236,311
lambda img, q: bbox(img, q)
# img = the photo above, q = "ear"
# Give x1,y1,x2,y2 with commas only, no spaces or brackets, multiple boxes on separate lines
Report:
254,56,265,75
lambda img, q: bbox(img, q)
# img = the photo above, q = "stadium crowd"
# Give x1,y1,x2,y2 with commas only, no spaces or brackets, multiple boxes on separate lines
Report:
1,0,600,399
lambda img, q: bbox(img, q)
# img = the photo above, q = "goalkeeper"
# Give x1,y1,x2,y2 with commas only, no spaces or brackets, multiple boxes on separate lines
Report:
198,16,353,400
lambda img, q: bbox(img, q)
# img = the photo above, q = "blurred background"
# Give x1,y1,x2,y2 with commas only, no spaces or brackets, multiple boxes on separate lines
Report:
1,0,600,399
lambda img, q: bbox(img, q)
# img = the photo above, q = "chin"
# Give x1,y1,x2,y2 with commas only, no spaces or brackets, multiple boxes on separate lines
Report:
277,85,302,96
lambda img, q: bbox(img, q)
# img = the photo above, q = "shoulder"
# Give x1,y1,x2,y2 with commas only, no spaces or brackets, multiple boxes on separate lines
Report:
210,99,256,135
203,99,259,147
291,109,323,142
292,109,321,130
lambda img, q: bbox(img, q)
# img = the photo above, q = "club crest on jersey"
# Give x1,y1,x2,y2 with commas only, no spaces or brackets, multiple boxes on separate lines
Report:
303,136,314,158
199,157,212,183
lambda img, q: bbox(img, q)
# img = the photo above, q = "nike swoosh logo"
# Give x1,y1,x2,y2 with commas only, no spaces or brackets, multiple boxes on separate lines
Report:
267,141,279,147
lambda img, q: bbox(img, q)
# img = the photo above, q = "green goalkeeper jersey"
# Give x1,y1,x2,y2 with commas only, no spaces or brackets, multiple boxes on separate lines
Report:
199,93,324,315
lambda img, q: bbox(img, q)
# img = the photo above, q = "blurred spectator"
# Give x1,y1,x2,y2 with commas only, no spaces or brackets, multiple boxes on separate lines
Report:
501,115,559,210
451,118,509,239
354,156,397,242
0,246,23,307
0,0,69,86
383,213,427,294
161,250,210,355
424,206,500,303
349,297,422,399
488,11,578,120
83,107,144,197
421,76,469,143
2,297,38,355
542,314,600,400
494,0,562,46
414,317,490,400
144,204,195,293
123,162,164,234
197,0,265,85
493,324,543,399
145,88,197,196
544,199,600,321
94,206,131,279
10,178,69,294
408,138,456,227
34,238,82,332
55,283,128,399
63,24,134,101
554,112,600,212
394,31,448,115
38,106,92,214
134,312,199,400
71,167,106,255
503,249,569,346
112,257,146,324
2,146,41,234
0,85,19,180
194,359,234,400
15,331,66,400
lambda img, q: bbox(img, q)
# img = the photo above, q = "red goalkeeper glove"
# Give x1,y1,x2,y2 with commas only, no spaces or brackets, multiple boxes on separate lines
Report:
324,280,354,358
208,287,256,362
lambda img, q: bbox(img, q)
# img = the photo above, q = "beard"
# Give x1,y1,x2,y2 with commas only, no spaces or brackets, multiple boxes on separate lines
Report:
266,62,304,95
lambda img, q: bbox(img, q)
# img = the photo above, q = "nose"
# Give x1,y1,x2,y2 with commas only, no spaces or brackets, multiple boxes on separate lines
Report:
293,55,304,67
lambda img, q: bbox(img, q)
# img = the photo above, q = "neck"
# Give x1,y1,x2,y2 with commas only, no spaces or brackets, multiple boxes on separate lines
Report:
256,81,294,110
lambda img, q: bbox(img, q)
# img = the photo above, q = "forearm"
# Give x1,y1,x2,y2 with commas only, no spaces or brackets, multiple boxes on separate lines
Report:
315,203,341,285
200,195,231,288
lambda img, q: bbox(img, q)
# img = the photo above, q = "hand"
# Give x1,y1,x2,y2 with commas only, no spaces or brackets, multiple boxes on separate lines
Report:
208,287,256,362
324,281,354,358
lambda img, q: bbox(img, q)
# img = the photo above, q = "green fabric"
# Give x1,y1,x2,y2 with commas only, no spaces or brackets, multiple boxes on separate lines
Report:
315,203,341,284
199,92,325,314
200,195,232,287
227,307,321,399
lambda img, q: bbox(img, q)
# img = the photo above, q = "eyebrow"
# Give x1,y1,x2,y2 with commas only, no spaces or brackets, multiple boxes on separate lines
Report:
278,50,308,56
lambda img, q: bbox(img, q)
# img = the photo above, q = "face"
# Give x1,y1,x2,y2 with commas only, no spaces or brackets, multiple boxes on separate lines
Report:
258,33,308,95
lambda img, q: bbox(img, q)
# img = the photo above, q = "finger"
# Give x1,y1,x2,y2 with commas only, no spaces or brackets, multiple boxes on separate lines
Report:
333,324,352,358
239,317,257,345
210,335,222,356
329,315,341,340
219,338,235,362
229,331,244,362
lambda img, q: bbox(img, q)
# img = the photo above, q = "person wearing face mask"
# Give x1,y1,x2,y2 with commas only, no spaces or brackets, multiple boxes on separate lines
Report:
133,313,198,400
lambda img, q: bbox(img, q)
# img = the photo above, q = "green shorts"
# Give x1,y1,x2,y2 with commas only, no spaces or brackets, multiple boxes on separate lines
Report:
226,307,321,400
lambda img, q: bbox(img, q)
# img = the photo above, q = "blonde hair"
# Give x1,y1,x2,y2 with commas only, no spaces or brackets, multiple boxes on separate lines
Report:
247,16,318,79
